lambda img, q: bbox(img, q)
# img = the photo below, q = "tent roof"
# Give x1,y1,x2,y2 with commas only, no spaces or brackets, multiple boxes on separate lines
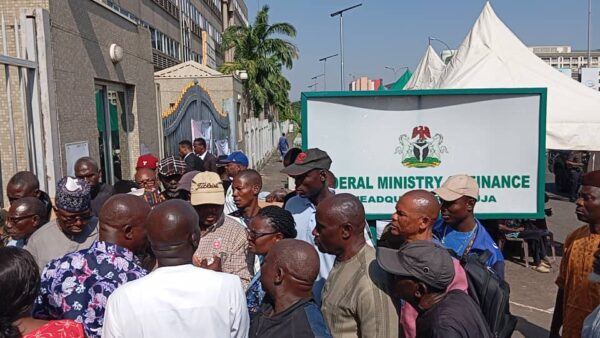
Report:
389,70,413,90
404,45,446,90
434,2,600,150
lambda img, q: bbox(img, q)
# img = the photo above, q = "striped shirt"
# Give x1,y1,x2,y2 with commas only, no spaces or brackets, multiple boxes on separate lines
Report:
321,245,399,338
193,215,253,290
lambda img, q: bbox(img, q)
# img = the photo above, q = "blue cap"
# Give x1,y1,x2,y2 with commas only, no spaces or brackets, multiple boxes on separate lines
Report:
220,151,249,167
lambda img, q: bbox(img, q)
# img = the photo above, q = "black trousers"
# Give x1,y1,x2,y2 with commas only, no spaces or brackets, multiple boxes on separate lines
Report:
570,169,582,200
518,229,549,266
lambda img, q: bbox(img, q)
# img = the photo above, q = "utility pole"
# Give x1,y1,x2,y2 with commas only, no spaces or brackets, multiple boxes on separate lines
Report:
331,4,362,91
588,0,592,67
318,54,338,90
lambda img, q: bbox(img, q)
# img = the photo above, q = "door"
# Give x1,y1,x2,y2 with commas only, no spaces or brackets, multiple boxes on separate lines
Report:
95,83,133,185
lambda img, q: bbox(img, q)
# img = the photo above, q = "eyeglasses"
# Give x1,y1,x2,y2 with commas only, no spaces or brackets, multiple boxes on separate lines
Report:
7,214,36,223
246,229,279,240
59,212,92,225
136,178,157,185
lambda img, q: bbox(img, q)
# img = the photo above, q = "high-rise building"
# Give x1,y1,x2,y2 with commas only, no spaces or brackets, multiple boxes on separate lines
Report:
103,0,248,70
529,46,600,80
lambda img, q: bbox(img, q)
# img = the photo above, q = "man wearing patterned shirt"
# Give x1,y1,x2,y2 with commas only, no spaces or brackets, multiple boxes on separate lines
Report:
190,172,253,289
33,194,150,338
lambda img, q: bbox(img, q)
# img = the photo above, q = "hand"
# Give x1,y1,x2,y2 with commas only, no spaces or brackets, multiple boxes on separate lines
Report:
516,227,525,232
199,256,222,272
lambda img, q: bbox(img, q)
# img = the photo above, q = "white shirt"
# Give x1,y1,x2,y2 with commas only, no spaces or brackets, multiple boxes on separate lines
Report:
102,264,249,338
198,150,208,160
224,183,237,215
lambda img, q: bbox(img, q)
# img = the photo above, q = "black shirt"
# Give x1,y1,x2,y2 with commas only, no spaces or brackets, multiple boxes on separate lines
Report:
90,183,114,217
250,298,332,338
39,190,53,221
416,290,492,338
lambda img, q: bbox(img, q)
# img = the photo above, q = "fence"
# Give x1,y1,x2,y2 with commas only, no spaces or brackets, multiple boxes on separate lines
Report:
243,118,290,169
0,9,57,207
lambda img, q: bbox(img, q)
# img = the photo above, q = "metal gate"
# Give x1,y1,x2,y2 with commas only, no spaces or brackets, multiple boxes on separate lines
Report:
0,9,58,207
162,82,230,157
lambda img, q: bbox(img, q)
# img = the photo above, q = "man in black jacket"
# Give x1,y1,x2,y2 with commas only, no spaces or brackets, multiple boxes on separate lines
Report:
250,239,332,338
179,140,204,172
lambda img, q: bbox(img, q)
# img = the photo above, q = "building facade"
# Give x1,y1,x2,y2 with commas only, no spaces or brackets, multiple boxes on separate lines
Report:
102,0,248,70
530,45,600,82
0,0,160,204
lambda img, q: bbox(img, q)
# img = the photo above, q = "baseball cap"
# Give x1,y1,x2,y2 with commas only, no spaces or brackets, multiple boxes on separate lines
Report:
433,174,479,201
136,154,158,170
219,151,249,167
176,170,200,191
280,148,332,176
377,241,455,291
158,156,187,177
190,172,225,206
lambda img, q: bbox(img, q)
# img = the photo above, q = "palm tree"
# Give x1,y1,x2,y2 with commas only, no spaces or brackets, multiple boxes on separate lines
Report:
219,5,298,118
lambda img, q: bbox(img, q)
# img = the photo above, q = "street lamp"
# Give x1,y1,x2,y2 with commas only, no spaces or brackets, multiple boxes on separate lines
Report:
318,53,338,90
429,36,454,61
331,3,362,91
384,66,409,79
311,73,325,87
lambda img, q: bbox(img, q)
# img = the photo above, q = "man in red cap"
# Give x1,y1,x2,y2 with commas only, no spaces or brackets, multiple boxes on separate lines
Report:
136,154,158,171
551,170,600,338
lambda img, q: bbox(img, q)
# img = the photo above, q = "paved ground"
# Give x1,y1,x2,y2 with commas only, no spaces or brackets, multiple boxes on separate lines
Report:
259,151,580,337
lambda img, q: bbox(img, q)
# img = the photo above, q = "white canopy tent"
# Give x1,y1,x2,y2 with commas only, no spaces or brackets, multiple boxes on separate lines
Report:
433,2,600,150
404,45,446,90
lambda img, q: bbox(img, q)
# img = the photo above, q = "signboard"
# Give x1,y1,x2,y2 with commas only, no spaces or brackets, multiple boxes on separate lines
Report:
65,141,89,177
581,68,600,91
302,88,546,220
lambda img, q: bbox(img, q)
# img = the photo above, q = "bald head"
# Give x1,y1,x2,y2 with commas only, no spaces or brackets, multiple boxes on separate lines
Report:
400,190,440,220
146,200,199,266
7,171,40,203
75,157,99,171
272,239,319,284
99,194,150,253
10,197,47,221
6,197,47,240
319,193,365,233
260,239,319,304
236,169,262,189
389,189,440,242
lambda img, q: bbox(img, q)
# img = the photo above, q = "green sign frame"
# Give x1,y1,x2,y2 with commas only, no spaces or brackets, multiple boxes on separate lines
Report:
301,88,547,220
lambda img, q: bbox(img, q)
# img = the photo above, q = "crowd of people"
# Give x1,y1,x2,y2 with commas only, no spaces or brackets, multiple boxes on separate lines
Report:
1,139,600,338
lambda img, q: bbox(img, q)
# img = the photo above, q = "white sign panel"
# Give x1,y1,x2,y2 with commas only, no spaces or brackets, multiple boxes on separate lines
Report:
65,141,89,177
581,68,600,91
303,90,546,219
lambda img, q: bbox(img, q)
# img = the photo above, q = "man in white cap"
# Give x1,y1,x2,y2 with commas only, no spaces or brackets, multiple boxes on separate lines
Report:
432,174,505,279
190,172,253,289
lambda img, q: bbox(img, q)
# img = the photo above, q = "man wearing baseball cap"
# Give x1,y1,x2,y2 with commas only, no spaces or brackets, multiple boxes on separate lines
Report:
157,156,187,201
220,151,249,215
282,149,336,284
377,241,492,338
432,175,505,279
190,172,252,289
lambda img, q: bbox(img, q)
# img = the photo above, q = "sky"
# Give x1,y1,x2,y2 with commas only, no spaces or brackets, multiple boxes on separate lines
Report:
247,0,600,101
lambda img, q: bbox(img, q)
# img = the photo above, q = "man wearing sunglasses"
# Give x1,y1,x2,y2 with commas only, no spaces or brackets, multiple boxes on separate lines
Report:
25,176,99,270
4,197,48,248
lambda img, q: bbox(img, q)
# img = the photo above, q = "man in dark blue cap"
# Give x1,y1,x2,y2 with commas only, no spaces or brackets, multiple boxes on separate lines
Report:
220,151,249,215
377,241,491,338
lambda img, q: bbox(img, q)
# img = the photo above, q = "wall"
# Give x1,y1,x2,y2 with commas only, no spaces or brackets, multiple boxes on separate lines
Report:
49,0,158,177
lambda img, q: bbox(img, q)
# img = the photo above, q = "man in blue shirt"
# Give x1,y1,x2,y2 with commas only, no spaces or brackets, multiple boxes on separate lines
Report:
278,133,289,161
432,174,505,279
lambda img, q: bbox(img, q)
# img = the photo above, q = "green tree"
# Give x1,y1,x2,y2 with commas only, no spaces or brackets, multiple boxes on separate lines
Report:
219,5,298,118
